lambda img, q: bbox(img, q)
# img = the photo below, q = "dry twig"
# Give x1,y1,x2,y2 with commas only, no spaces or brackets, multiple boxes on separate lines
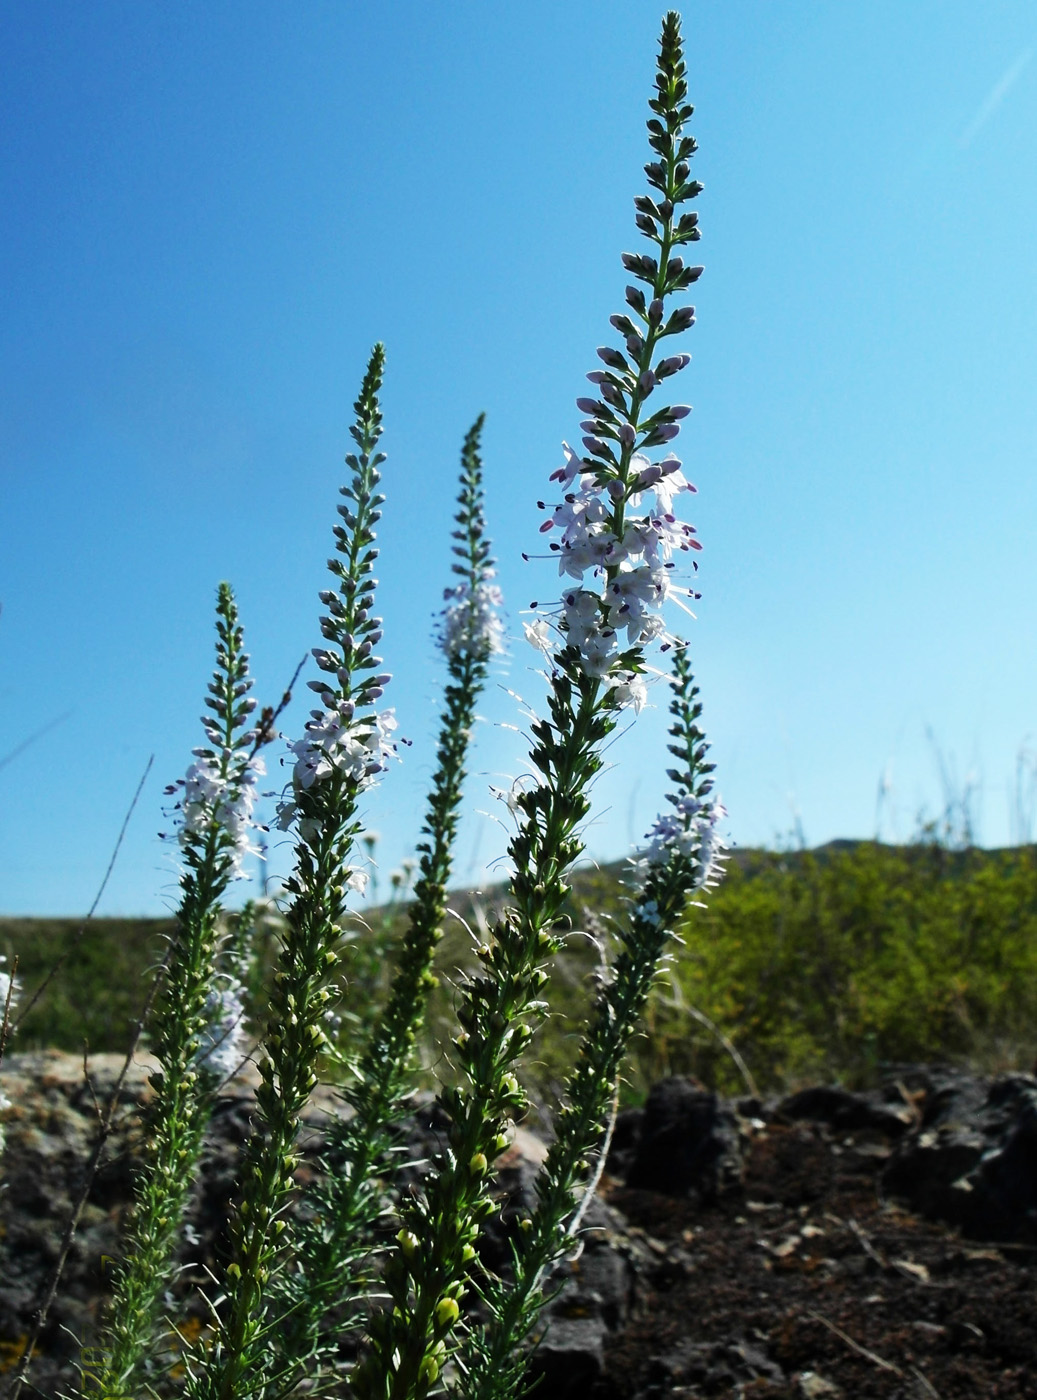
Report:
805,1309,903,1377
10,757,154,1035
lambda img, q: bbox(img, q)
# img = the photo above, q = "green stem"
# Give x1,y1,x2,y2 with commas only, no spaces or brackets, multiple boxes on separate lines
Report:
355,663,615,1400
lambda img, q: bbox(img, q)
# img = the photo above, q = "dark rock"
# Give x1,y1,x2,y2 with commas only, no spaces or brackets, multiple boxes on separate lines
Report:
882,1069,1037,1241
777,1082,915,1138
526,1314,608,1398
604,1105,644,1180
545,1223,636,1333
625,1078,742,1200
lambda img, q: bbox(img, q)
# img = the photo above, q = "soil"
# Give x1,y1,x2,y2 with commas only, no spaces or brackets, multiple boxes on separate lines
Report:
1,1053,1036,1398
596,1124,1037,1398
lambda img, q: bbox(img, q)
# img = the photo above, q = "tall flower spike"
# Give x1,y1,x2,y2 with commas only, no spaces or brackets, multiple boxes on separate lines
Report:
455,641,725,1400
439,416,505,662
92,582,268,1398
189,345,398,1400
355,20,704,1398
532,8,703,701
265,415,506,1392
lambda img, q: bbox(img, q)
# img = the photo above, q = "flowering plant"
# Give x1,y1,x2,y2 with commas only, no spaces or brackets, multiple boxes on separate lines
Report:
5,14,725,1400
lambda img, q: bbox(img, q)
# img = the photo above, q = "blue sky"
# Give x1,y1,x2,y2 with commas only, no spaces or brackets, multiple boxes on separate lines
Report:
2,1,1036,916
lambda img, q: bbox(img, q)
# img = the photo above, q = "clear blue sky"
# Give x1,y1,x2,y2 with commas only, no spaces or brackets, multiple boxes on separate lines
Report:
2,2,1036,916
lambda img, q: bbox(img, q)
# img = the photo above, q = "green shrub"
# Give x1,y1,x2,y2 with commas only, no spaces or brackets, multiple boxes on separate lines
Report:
0,917,170,1054
655,841,1037,1093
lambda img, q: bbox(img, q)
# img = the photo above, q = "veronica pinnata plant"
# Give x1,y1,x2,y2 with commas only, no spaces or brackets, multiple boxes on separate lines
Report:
355,15,703,1398
92,580,266,1398
265,414,504,1392
456,641,724,1400
188,345,398,1400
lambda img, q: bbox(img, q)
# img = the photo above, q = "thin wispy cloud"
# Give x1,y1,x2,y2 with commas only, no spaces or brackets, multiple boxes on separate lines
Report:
959,47,1033,147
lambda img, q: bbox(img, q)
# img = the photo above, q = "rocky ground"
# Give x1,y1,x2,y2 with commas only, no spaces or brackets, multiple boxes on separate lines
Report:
2,1052,1037,1398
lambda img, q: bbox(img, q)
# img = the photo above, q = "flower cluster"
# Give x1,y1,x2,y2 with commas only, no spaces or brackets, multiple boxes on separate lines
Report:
439,577,505,660
275,701,398,829
534,411,701,698
641,791,726,889
194,976,247,1081
174,748,266,878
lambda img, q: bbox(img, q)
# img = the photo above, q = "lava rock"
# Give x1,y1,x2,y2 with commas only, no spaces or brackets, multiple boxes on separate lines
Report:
883,1068,1037,1241
776,1082,915,1138
526,1314,608,1397
625,1078,742,1200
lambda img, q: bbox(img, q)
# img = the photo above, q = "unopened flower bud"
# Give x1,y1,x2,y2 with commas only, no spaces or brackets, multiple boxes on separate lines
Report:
397,1228,420,1257
435,1296,460,1328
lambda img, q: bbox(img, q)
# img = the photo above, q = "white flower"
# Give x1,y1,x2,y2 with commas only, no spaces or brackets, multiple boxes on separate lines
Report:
547,441,585,489
579,627,620,678
606,671,648,713
524,618,554,655
605,566,671,642
345,867,369,895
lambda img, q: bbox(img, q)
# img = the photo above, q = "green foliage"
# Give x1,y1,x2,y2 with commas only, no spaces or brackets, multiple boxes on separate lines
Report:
655,841,1037,1094
0,916,169,1052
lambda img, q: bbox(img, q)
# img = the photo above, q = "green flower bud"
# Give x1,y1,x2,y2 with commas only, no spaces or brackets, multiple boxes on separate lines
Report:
397,1229,420,1257
435,1296,460,1328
